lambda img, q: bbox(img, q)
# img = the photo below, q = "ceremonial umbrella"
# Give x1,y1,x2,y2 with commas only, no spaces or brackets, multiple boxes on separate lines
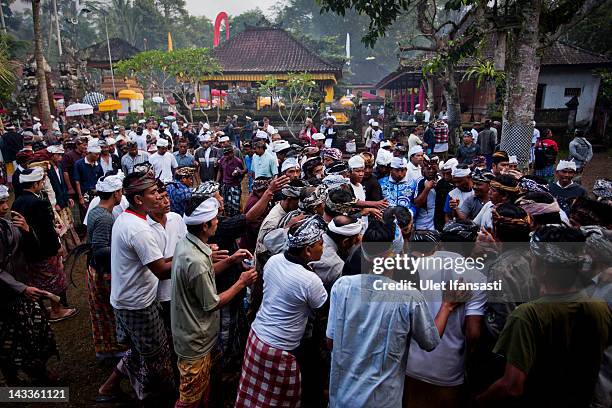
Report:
164,115,176,121
65,103,94,117
98,99,122,112
83,92,105,107
151,96,164,103
118,89,138,99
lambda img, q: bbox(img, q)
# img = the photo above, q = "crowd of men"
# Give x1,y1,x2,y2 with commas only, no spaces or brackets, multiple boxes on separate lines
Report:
0,112,611,408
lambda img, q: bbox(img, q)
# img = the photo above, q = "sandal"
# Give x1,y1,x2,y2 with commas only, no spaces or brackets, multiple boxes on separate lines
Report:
49,308,78,323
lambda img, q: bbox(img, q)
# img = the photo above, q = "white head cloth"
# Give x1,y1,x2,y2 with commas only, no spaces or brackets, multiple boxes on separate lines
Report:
0,185,9,200
87,140,101,153
96,171,125,192
508,155,518,164
312,132,326,140
328,218,363,236
390,157,408,169
281,157,300,173
19,167,45,183
348,155,365,170
183,197,219,225
440,158,459,171
156,138,169,147
556,160,576,171
375,149,393,166
273,140,291,152
452,167,472,177
255,130,269,139
408,145,423,157
218,136,230,142
47,145,65,154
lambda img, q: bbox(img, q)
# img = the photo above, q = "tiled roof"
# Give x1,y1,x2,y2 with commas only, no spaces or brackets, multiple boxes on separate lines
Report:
540,42,610,66
82,38,140,63
212,27,342,76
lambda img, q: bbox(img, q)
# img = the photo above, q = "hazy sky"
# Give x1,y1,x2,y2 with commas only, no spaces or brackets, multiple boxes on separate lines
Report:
184,0,278,18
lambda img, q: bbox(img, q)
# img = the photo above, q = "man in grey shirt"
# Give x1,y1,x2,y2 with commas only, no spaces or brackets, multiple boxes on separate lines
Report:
478,120,497,169
120,141,149,175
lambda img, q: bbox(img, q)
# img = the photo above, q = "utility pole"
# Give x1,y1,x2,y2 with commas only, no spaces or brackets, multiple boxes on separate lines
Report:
104,15,116,98
0,0,7,34
52,0,62,56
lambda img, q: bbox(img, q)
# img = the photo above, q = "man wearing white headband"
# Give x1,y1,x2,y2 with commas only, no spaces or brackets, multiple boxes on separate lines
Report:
74,140,103,216
548,160,586,214
281,157,301,181
444,165,474,223
508,155,518,170
0,185,9,217
194,132,219,182
312,132,326,151
12,167,78,322
252,139,278,179
149,137,178,182
239,215,327,407
380,157,417,214
173,195,257,408
310,215,363,287
348,155,387,223
407,145,424,182
85,171,126,359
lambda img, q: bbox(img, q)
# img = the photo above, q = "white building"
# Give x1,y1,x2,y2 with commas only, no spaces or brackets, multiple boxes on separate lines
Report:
536,43,610,126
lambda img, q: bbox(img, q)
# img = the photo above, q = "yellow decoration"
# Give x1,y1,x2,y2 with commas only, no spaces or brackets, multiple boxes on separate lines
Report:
133,92,144,100
324,84,334,103
168,32,173,52
118,89,138,99
339,96,354,108
98,99,122,112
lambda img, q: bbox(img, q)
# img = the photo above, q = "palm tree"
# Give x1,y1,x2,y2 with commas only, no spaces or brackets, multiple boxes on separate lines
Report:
31,0,52,129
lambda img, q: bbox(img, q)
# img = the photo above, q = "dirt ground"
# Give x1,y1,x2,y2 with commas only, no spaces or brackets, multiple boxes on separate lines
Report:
6,151,612,408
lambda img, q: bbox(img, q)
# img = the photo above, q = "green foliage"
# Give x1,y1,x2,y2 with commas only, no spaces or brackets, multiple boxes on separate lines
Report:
462,59,506,88
595,69,612,108
230,8,271,33
257,72,321,135
563,1,612,57
0,36,17,102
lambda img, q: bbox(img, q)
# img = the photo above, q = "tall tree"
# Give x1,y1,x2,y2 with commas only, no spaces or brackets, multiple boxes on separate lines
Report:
30,0,52,129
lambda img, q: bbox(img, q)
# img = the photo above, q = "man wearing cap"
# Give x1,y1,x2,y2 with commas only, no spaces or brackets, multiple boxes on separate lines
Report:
172,195,257,408
348,155,387,217
364,118,375,150
280,156,301,181
548,160,587,214
217,146,246,217
74,140,103,216
32,116,42,136
370,122,383,157
194,133,219,182
311,132,326,151
375,146,393,180
379,157,417,214
98,139,120,174
322,116,337,148
273,140,292,171
407,145,424,182
121,141,150,175
237,216,327,408
413,157,439,230
149,138,178,183
12,167,77,321
252,139,278,179
97,172,175,402
444,165,474,223
215,134,241,160
167,166,195,216
47,144,72,212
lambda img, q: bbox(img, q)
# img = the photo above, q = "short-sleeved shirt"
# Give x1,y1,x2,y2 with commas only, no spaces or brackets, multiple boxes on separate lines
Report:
110,210,164,310
73,157,103,192
414,178,436,230
251,252,328,350
444,188,475,214
167,182,192,216
459,195,486,221
493,292,612,407
149,152,178,182
326,274,440,407
218,156,244,187
121,151,149,175
147,212,187,302
171,233,220,359
252,151,278,178
61,149,83,183
406,251,487,386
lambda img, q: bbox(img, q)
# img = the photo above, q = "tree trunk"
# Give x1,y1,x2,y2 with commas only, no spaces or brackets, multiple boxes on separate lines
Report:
426,76,435,118
500,0,542,169
442,62,461,152
32,0,53,130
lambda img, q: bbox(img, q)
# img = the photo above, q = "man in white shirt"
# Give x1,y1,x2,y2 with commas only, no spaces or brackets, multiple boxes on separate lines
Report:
97,172,175,402
149,138,178,182
32,116,42,136
407,145,424,183
445,165,475,223
471,123,480,144
236,216,328,407
146,183,187,334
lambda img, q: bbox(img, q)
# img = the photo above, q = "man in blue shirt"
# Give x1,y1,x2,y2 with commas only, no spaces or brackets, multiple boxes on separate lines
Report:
166,166,194,216
379,157,417,215
252,140,278,178
173,139,195,167
73,140,103,211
